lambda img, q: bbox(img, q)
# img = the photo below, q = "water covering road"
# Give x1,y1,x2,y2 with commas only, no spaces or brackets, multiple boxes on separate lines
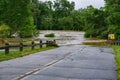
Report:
38,31,85,46
38,30,106,46
0,31,117,80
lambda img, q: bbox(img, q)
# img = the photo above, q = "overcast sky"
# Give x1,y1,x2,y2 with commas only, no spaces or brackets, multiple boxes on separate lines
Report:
40,0,105,9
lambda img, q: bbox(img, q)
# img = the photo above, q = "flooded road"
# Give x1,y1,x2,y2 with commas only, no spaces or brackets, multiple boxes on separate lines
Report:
38,30,85,46
0,31,116,80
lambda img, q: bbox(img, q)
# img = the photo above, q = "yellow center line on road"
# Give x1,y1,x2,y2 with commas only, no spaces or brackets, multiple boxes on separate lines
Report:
12,60,59,80
12,47,86,80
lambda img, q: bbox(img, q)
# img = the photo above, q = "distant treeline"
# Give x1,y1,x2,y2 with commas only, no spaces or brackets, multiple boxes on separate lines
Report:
0,0,120,39
32,0,120,39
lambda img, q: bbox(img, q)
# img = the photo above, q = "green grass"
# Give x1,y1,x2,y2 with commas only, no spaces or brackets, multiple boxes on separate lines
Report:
112,46,120,80
0,46,57,62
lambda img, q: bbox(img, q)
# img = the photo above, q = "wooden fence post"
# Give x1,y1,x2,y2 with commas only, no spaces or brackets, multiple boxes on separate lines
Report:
40,40,42,48
19,42,23,51
46,41,49,47
5,43,9,55
31,41,35,50
53,40,56,46
53,40,58,46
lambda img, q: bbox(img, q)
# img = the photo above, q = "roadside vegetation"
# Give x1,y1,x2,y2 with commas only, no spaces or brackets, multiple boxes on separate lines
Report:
0,46,56,62
112,46,120,80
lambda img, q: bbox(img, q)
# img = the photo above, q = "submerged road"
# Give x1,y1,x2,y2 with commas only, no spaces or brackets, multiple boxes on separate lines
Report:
0,45,117,80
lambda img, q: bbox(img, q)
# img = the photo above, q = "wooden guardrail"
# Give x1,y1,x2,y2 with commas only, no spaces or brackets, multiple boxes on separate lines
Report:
108,40,120,45
0,40,57,55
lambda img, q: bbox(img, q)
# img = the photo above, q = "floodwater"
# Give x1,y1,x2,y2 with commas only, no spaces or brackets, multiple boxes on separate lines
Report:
38,30,85,46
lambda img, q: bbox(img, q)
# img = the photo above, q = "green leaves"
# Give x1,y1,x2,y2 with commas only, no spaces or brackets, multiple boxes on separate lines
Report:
0,0,38,38
0,24,10,38
58,17,73,30
105,0,120,39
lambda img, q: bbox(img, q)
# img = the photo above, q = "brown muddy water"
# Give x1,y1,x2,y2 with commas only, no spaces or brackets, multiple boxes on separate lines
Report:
38,30,85,46
38,30,107,46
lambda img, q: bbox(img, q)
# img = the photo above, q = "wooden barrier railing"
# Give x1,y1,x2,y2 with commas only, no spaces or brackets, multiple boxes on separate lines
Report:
0,40,57,55
108,40,120,45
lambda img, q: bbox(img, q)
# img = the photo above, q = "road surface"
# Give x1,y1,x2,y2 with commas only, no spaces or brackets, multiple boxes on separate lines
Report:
0,45,117,80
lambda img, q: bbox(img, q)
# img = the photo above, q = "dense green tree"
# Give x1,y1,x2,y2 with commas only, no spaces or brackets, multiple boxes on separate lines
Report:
0,0,37,38
52,0,75,29
36,1,53,30
57,16,73,30
53,0,75,18
2,0,119,40
31,0,40,26
0,24,10,38
70,10,84,31
82,6,107,38
105,0,120,39
34,0,120,39
0,0,9,23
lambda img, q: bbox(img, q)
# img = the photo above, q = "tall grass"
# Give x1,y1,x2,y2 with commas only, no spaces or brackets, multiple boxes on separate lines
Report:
112,46,120,80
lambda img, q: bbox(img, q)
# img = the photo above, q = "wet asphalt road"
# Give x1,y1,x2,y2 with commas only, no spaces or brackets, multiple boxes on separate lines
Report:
0,45,117,80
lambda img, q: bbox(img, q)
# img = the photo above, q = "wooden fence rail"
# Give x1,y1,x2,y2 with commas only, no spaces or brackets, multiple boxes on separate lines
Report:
0,40,57,55
108,40,120,45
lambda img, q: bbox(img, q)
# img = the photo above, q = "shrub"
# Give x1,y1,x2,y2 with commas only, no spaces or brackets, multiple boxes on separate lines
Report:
0,24,10,38
45,33,55,37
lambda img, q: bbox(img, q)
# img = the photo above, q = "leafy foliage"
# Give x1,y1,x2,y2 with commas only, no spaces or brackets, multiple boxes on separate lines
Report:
105,0,120,39
45,33,55,37
0,24,10,38
0,0,120,39
0,0,38,38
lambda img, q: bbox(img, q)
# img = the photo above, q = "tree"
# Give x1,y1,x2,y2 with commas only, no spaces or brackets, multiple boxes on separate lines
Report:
0,24,10,38
36,1,53,30
105,0,120,39
0,0,10,23
57,16,73,30
0,0,37,38
31,0,40,26
70,10,84,31
53,0,74,18
82,6,107,38
53,0,75,29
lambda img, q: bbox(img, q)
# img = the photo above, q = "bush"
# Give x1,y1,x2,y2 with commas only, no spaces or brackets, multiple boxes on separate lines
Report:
45,33,55,37
0,24,10,38
18,25,39,38
98,31,108,39
84,30,95,38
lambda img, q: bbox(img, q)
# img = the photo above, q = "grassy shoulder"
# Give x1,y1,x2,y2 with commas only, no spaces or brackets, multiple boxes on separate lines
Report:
0,46,57,62
112,46,120,80
83,41,108,46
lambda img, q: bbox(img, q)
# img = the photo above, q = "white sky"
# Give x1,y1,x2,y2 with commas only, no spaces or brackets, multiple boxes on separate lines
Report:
40,0,105,9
